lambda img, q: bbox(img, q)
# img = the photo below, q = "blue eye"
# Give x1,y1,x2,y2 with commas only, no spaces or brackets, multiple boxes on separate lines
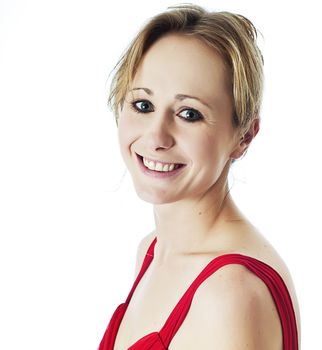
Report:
130,100,203,123
131,100,154,113
178,109,203,122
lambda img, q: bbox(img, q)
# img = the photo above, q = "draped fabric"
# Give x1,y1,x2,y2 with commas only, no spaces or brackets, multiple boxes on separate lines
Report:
99,237,298,350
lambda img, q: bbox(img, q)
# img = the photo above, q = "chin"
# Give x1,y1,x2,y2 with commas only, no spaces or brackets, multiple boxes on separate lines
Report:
135,188,179,205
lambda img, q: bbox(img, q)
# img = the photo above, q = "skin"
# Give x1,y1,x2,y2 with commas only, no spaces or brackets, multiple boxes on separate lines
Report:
118,33,257,264
115,33,301,349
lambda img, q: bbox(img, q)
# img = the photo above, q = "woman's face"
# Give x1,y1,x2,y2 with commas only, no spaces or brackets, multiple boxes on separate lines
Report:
118,33,243,204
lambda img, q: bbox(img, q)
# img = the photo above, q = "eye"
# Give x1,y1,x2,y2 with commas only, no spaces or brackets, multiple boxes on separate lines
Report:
178,108,204,122
130,100,154,113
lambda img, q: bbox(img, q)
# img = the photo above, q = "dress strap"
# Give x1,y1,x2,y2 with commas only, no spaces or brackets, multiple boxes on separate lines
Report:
159,253,298,350
125,237,157,304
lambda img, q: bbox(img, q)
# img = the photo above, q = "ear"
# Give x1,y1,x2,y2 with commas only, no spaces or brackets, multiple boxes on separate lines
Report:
230,118,260,160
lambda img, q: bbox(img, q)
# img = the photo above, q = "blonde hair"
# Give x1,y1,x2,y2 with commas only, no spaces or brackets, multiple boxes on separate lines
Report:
108,4,264,132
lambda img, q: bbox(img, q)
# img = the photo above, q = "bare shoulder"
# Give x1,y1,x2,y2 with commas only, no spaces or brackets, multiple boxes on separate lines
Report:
134,230,156,279
235,226,301,345
171,225,301,349
184,264,283,349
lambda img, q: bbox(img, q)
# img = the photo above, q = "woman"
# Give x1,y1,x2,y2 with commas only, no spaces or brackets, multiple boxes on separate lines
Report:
99,4,300,350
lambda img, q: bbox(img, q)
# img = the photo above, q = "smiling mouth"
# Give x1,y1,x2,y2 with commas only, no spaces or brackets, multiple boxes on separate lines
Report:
136,154,185,173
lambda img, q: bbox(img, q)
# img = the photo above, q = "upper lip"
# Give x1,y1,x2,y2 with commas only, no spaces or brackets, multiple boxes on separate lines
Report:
136,153,185,165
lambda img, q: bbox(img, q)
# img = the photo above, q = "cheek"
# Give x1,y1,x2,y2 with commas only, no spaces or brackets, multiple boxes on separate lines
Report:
118,116,132,155
194,134,221,162
190,130,231,170
117,112,141,156
118,113,137,144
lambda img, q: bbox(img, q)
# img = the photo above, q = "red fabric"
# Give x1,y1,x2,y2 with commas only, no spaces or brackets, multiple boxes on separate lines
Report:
99,237,299,350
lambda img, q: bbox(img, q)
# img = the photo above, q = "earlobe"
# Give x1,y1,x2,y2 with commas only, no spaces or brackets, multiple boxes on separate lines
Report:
230,118,260,160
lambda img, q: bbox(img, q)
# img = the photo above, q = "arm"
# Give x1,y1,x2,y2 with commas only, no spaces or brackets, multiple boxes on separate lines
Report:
184,264,283,350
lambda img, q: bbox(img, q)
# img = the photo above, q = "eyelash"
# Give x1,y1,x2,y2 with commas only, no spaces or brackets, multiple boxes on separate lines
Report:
130,100,204,123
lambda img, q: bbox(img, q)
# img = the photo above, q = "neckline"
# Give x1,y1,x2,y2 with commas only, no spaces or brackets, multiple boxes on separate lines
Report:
121,236,298,350
126,236,268,327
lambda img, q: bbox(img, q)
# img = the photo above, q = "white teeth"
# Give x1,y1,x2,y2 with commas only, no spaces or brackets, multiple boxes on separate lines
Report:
148,160,155,170
163,164,169,172
143,157,181,172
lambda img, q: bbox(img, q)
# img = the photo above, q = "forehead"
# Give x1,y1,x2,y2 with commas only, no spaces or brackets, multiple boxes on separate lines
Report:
131,34,231,98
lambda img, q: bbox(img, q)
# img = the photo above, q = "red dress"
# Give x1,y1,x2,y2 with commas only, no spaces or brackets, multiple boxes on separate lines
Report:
99,237,299,349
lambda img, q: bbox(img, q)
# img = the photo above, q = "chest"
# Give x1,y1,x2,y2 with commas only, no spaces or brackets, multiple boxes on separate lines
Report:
113,259,207,349
112,249,299,350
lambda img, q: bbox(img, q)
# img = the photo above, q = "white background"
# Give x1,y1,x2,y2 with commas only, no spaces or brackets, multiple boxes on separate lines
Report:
0,0,321,348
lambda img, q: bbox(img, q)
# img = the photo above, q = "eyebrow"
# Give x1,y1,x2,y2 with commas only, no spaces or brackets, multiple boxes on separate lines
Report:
130,87,212,109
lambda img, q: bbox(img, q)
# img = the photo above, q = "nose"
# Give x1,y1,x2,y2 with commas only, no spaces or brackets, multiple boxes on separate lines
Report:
144,112,175,151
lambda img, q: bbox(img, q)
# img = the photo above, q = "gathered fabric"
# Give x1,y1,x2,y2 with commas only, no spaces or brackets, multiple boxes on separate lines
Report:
99,237,298,350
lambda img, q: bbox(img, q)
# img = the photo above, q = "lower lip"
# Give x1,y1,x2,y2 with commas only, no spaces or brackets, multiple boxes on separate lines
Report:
136,154,186,179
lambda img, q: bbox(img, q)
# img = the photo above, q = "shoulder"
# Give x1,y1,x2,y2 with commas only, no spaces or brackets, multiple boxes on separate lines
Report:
134,230,156,279
188,263,283,349
230,224,301,343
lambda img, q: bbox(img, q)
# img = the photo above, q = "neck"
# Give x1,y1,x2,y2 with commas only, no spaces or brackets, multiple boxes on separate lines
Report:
152,179,244,265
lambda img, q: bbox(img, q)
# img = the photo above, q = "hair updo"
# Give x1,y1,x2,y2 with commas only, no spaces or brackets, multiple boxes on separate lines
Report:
108,4,264,133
